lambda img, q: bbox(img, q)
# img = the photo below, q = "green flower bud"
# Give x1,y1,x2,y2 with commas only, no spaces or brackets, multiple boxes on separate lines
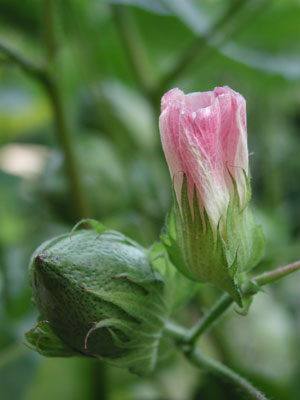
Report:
26,225,167,376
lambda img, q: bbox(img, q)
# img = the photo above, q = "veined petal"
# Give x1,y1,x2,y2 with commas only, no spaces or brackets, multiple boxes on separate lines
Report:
159,86,250,228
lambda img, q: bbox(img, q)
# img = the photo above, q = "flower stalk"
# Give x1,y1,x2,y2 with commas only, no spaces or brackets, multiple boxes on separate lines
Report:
185,348,269,400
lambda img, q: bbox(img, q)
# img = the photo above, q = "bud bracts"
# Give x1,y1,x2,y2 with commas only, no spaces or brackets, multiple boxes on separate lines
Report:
26,226,167,375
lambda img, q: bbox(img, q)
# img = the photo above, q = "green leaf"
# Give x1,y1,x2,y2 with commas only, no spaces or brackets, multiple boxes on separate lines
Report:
105,0,209,34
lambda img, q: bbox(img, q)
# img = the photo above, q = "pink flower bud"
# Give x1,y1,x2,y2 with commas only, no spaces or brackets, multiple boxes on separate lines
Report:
159,86,249,229
160,87,265,303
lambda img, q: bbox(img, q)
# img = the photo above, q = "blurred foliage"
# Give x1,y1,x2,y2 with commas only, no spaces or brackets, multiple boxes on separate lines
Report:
0,0,300,399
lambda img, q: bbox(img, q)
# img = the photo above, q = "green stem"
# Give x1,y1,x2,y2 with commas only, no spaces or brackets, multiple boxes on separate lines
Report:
186,293,233,346
40,71,90,220
253,260,300,287
0,39,43,77
164,320,190,342
41,0,90,221
43,0,57,62
185,348,269,400
165,259,300,347
0,14,90,221
112,5,156,103
91,360,108,400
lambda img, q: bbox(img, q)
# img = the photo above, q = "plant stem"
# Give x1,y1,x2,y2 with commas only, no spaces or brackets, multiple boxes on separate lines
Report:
187,293,233,346
91,360,108,400
42,0,90,221
185,348,269,400
165,259,300,347
40,72,90,220
0,39,89,221
112,5,156,103
164,320,190,342
253,260,300,287
0,39,43,77
43,0,57,62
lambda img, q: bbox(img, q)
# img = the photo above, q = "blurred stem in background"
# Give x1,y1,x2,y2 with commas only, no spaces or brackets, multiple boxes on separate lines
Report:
90,360,109,400
41,0,89,220
63,0,140,159
43,0,57,63
112,5,157,106
0,3,90,221
156,0,270,97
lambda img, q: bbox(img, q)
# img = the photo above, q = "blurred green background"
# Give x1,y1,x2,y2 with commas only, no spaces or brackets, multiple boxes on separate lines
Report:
0,0,300,399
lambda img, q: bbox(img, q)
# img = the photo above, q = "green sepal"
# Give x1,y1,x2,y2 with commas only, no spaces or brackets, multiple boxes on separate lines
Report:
225,171,265,272
25,320,77,357
162,175,242,306
83,281,166,376
162,173,265,307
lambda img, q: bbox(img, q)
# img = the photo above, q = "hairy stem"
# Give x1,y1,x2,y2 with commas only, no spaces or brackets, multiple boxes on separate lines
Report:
165,259,300,347
186,293,233,346
253,260,300,287
185,348,269,400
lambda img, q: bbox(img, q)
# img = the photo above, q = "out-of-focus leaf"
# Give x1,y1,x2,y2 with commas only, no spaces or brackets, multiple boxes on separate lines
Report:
24,358,94,400
0,349,37,400
105,0,210,34
221,42,300,81
37,135,129,221
0,83,51,143
105,0,169,14
101,80,157,151
221,293,298,382
160,0,209,35
0,0,40,34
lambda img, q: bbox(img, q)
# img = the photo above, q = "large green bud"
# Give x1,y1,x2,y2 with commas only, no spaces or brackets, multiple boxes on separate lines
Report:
26,223,167,375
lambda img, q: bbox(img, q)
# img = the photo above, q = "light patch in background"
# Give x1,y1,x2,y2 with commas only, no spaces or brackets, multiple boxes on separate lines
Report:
0,144,49,178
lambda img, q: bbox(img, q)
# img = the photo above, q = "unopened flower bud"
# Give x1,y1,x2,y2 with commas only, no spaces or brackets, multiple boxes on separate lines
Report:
159,87,265,305
26,227,166,375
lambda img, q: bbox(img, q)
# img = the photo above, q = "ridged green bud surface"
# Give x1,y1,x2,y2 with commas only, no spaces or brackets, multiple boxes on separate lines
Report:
26,226,167,375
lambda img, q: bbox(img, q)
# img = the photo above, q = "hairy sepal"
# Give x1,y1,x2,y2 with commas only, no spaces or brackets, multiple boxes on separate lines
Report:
163,175,242,306
163,174,265,307
225,171,265,274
